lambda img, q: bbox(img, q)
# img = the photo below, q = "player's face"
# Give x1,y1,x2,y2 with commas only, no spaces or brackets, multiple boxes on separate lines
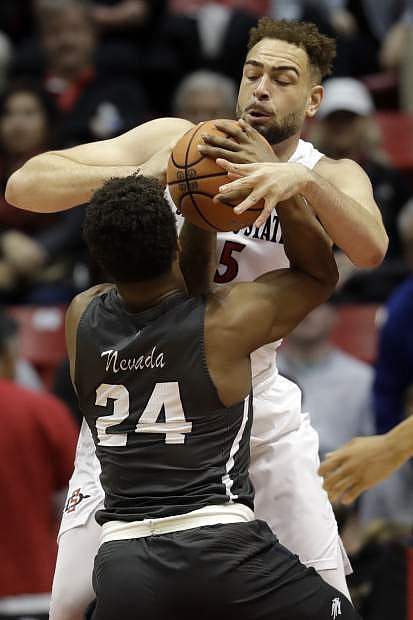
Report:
237,38,320,145
0,92,48,156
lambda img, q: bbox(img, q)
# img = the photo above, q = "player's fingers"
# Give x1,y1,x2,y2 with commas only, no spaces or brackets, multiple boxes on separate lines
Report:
234,188,266,214
324,474,357,502
218,175,252,193
253,206,273,228
215,159,254,175
198,145,245,162
318,455,345,477
238,118,261,139
214,189,248,205
321,461,354,485
200,134,239,152
214,120,245,142
340,485,364,505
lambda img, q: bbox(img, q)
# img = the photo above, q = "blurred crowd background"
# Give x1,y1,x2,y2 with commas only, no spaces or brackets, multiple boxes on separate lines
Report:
0,1,413,618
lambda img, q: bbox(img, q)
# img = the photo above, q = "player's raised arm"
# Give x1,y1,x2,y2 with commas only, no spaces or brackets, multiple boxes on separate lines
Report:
5,117,193,213
319,413,413,504
179,222,217,296
207,195,338,360
215,157,387,268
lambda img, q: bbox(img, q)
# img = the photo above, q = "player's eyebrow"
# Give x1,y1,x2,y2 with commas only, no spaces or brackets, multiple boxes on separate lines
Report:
244,60,300,76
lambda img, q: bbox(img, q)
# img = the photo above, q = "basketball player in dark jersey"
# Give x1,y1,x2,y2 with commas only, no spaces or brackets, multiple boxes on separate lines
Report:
67,173,360,619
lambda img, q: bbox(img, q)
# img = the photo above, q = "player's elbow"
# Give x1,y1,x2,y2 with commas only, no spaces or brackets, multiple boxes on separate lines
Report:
4,169,21,207
353,231,389,269
5,167,37,211
319,261,339,299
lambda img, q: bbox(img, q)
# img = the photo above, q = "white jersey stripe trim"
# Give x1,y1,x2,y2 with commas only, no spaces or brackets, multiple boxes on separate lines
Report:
222,396,250,501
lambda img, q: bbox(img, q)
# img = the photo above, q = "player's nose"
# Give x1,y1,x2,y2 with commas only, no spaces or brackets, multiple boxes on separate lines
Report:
253,75,271,99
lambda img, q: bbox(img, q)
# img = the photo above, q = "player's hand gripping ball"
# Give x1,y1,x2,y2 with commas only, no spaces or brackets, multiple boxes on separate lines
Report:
167,120,264,231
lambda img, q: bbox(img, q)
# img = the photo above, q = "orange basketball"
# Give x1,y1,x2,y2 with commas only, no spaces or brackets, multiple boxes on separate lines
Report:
167,119,263,232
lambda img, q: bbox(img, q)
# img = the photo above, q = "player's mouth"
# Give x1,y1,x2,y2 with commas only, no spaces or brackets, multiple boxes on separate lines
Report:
245,108,273,123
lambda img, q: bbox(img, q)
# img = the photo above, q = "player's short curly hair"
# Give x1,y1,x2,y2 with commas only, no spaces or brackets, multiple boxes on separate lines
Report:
248,18,336,81
83,174,177,283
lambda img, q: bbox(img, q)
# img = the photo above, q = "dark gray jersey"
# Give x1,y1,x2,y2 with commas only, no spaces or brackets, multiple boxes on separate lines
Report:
75,289,253,524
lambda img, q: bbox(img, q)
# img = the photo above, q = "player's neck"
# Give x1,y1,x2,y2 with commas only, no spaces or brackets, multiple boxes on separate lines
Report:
117,272,186,313
272,133,300,162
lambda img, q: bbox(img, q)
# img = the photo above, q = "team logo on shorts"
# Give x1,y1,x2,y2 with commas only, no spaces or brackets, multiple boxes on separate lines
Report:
64,487,91,513
331,597,341,618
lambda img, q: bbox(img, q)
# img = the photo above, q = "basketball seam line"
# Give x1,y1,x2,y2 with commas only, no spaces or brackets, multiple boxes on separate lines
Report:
185,124,225,232
168,170,228,186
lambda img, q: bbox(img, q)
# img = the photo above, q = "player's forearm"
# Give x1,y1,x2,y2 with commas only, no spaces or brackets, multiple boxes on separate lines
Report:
386,415,413,466
277,197,338,290
179,222,217,295
301,170,388,268
6,152,137,213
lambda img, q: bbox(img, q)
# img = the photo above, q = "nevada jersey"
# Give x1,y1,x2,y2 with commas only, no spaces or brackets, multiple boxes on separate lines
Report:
170,138,324,383
75,289,254,524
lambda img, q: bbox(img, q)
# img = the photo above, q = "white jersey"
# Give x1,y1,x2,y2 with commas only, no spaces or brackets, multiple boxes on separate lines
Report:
169,138,324,384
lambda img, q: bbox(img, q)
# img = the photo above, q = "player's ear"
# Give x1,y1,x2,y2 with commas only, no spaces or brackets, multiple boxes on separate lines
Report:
306,85,323,119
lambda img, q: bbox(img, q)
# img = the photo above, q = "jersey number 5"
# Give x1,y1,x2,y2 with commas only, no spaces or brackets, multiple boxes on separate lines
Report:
214,241,246,284
95,382,192,447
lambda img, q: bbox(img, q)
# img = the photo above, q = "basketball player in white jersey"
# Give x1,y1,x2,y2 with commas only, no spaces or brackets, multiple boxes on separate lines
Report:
6,18,387,620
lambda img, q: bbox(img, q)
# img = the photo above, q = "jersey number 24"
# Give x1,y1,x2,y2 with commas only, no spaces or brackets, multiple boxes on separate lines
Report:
95,382,192,447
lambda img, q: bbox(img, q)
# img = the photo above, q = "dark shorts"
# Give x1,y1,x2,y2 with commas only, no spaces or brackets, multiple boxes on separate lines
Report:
92,520,361,620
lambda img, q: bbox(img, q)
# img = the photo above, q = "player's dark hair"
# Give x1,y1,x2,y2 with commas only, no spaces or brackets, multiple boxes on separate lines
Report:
248,18,336,81
83,175,177,283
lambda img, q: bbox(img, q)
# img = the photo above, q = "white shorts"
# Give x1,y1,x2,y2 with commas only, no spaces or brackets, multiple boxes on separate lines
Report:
58,374,351,574
59,419,103,539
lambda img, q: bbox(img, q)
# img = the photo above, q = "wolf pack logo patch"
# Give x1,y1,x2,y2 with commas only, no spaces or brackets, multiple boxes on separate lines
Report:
64,487,91,513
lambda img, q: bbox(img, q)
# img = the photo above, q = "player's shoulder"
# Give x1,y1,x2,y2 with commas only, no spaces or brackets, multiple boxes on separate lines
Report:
314,155,366,180
66,284,115,329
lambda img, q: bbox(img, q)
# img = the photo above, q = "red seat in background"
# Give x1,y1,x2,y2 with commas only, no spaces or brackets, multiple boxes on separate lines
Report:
330,304,383,365
375,112,413,171
7,305,67,389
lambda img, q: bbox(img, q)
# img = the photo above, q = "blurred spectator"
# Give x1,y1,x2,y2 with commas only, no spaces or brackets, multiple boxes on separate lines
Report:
312,77,412,302
0,2,35,45
400,4,413,110
350,202,413,526
373,201,413,435
91,0,167,44
325,0,410,77
360,461,413,526
0,308,44,390
277,303,373,458
163,1,257,90
0,32,13,94
0,310,78,619
15,0,149,145
53,357,82,426
0,82,87,304
337,507,413,618
172,70,237,123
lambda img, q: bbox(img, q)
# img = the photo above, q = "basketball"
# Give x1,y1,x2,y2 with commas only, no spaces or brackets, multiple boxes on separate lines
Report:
167,120,263,232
